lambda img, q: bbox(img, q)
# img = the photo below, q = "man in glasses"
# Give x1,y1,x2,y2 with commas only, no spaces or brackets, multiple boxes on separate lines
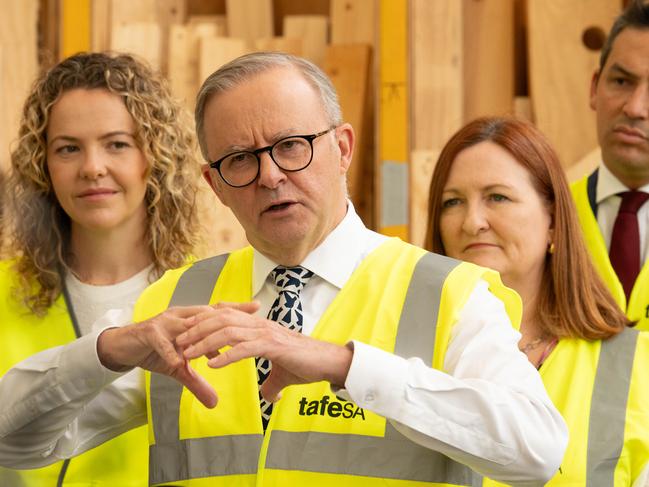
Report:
0,53,567,486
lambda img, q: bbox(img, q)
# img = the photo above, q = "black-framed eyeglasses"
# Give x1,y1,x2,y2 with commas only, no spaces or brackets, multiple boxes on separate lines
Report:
209,127,336,188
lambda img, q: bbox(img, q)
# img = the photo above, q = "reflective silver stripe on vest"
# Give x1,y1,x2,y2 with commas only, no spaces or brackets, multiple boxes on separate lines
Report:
586,328,639,486
149,255,264,486
264,252,473,485
150,250,473,485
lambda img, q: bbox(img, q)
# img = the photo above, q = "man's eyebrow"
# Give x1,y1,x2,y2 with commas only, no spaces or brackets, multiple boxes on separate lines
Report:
221,129,300,153
608,63,638,80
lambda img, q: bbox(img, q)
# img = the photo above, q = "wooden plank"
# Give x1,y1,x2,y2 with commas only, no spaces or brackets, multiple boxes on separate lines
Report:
284,15,328,66
463,0,515,121
324,44,373,227
110,22,162,71
331,0,376,45
91,0,111,51
187,15,228,36
168,19,226,109
528,0,621,168
410,150,439,247
39,0,60,64
225,0,273,48
110,0,184,74
0,0,38,172
186,0,226,16
410,0,462,243
513,96,533,121
198,37,249,84
254,37,303,56
410,0,463,151
273,0,329,36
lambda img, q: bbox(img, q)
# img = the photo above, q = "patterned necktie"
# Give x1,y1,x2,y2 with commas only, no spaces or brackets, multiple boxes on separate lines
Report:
609,190,649,302
257,265,314,431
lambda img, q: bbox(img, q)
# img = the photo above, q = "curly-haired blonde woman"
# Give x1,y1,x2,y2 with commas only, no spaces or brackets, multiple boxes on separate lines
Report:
0,52,200,487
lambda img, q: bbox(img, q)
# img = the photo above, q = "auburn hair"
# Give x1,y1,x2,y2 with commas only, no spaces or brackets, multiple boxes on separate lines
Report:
425,116,628,340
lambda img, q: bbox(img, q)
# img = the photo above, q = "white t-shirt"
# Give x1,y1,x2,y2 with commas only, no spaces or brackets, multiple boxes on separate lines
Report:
64,266,153,336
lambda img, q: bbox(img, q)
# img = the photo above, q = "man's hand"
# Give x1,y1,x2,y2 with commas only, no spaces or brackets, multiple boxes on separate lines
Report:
176,304,354,403
97,306,218,408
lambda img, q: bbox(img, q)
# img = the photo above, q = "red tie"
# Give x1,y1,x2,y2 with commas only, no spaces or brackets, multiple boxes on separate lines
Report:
609,191,649,302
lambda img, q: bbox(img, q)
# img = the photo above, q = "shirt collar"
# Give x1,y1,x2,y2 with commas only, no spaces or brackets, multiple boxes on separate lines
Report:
597,162,649,204
252,201,368,296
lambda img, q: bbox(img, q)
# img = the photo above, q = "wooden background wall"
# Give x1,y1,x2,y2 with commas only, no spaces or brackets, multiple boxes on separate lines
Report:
0,0,625,256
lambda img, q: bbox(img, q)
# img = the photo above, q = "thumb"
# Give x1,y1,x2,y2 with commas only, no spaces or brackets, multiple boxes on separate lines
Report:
260,369,287,403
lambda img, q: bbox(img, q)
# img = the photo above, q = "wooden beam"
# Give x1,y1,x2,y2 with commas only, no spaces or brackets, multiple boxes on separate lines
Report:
528,0,622,167
409,0,462,243
0,0,38,171
463,0,515,121
324,44,374,227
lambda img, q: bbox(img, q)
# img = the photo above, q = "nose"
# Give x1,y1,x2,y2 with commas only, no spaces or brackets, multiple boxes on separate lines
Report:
461,201,489,235
622,83,649,120
257,150,287,189
79,147,107,180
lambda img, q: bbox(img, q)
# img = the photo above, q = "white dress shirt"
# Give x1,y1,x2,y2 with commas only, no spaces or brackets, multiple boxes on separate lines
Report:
596,163,649,265
0,203,567,486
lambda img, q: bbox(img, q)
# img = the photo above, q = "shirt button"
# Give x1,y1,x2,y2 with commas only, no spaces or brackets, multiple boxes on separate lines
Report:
365,392,375,402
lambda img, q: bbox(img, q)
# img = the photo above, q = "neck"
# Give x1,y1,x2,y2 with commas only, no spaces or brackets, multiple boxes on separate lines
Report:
68,225,153,285
603,158,649,190
505,273,544,340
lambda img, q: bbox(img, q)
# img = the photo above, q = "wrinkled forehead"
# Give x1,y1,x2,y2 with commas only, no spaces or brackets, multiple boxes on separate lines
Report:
203,68,329,155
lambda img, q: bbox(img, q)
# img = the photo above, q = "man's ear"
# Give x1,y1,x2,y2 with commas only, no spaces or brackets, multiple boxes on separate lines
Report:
335,122,355,175
589,70,601,111
201,164,227,206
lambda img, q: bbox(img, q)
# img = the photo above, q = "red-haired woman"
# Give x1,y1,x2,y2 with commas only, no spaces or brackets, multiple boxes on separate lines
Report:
426,116,649,485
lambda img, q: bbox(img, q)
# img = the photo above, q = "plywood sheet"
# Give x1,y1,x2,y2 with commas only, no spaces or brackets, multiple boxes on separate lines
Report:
111,22,162,71
331,0,376,45
463,0,515,121
225,0,273,48
0,0,38,172
284,15,328,66
198,37,249,85
528,0,621,168
324,44,373,226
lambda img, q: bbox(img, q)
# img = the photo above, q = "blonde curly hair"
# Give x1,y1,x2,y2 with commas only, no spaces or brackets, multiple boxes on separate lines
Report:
5,52,201,314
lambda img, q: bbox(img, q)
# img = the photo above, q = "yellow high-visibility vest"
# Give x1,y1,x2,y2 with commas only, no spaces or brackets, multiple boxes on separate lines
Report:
0,260,149,487
571,171,649,330
134,238,521,486
478,330,649,486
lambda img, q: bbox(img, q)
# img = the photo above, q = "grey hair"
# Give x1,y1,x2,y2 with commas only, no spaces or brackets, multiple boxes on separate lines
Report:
194,52,343,160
